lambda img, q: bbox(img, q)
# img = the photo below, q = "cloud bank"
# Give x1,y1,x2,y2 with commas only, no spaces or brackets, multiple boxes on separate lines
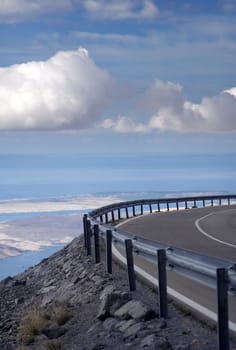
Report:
0,0,158,22
0,0,74,22
82,0,158,20
102,80,236,134
146,81,236,132
0,48,113,130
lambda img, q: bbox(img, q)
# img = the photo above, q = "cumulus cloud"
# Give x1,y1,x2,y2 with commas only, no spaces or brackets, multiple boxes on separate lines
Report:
101,80,236,134
146,80,236,132
0,0,75,22
0,48,114,130
102,116,148,133
82,0,158,20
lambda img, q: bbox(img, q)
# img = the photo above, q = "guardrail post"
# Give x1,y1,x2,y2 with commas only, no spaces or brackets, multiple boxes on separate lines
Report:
94,224,100,263
83,214,88,248
157,249,168,319
166,202,169,211
100,215,103,223
203,199,205,207
157,202,160,212
141,204,143,215
118,208,121,220
86,219,91,256
185,201,188,209
132,206,135,216
176,202,179,211
217,268,229,350
228,198,230,206
125,207,129,219
149,204,152,213
105,213,108,224
106,230,112,274
111,211,115,222
125,239,136,291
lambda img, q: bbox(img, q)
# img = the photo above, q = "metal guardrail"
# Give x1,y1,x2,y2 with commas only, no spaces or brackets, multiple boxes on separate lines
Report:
85,194,236,350
88,194,236,292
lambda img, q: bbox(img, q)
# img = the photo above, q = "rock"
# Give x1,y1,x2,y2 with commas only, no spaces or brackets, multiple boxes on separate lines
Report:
155,336,170,349
123,321,143,340
140,335,170,349
97,288,130,321
38,286,56,294
42,326,68,339
173,345,191,350
91,344,106,350
102,317,117,331
116,319,136,332
114,300,156,321
140,334,156,347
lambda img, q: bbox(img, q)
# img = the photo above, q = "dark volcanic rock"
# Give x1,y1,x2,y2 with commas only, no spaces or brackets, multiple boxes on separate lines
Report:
0,235,224,350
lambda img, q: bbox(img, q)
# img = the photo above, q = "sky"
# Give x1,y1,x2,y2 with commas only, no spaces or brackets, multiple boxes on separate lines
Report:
0,0,236,155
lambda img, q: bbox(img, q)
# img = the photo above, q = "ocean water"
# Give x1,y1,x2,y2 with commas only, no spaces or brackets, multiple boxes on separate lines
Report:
0,152,235,280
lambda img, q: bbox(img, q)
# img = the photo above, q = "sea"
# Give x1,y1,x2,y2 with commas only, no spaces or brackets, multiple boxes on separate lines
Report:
0,152,235,280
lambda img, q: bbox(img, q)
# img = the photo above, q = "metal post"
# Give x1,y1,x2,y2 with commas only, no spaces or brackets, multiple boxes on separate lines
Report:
100,215,103,223
125,207,129,219
149,204,152,213
111,211,115,222
105,212,108,224
132,206,135,217
211,199,214,206
141,204,143,215
86,220,91,256
217,268,229,350
219,199,221,206
176,202,179,211
125,239,136,291
157,249,168,319
83,214,88,248
106,230,112,274
94,224,100,264
157,202,160,212
203,199,205,207
166,202,169,211
228,198,230,206
185,201,188,209
118,208,121,220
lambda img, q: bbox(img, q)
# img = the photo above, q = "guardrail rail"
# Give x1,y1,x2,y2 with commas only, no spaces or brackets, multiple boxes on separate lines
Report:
84,194,236,350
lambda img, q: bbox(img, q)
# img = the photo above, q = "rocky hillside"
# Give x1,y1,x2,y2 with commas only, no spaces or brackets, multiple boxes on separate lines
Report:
0,236,229,350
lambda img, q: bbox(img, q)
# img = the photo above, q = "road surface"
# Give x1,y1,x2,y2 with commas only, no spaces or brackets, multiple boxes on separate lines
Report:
117,205,236,332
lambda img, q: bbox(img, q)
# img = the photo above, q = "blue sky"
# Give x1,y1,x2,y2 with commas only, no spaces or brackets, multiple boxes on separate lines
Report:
0,0,236,154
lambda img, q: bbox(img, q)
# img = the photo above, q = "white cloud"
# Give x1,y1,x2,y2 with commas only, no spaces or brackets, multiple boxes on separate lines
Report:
146,80,236,132
0,0,74,22
102,80,236,134
0,0,158,22
0,48,113,130
82,0,158,20
101,116,148,133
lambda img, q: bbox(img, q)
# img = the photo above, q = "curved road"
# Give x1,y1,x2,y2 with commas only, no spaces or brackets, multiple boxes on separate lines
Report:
120,206,236,262
118,205,236,332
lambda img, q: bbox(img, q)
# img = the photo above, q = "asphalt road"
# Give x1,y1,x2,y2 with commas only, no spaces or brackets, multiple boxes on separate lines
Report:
120,205,236,262
117,205,236,332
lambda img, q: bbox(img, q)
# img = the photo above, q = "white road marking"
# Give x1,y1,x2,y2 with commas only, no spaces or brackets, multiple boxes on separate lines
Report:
195,212,236,249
